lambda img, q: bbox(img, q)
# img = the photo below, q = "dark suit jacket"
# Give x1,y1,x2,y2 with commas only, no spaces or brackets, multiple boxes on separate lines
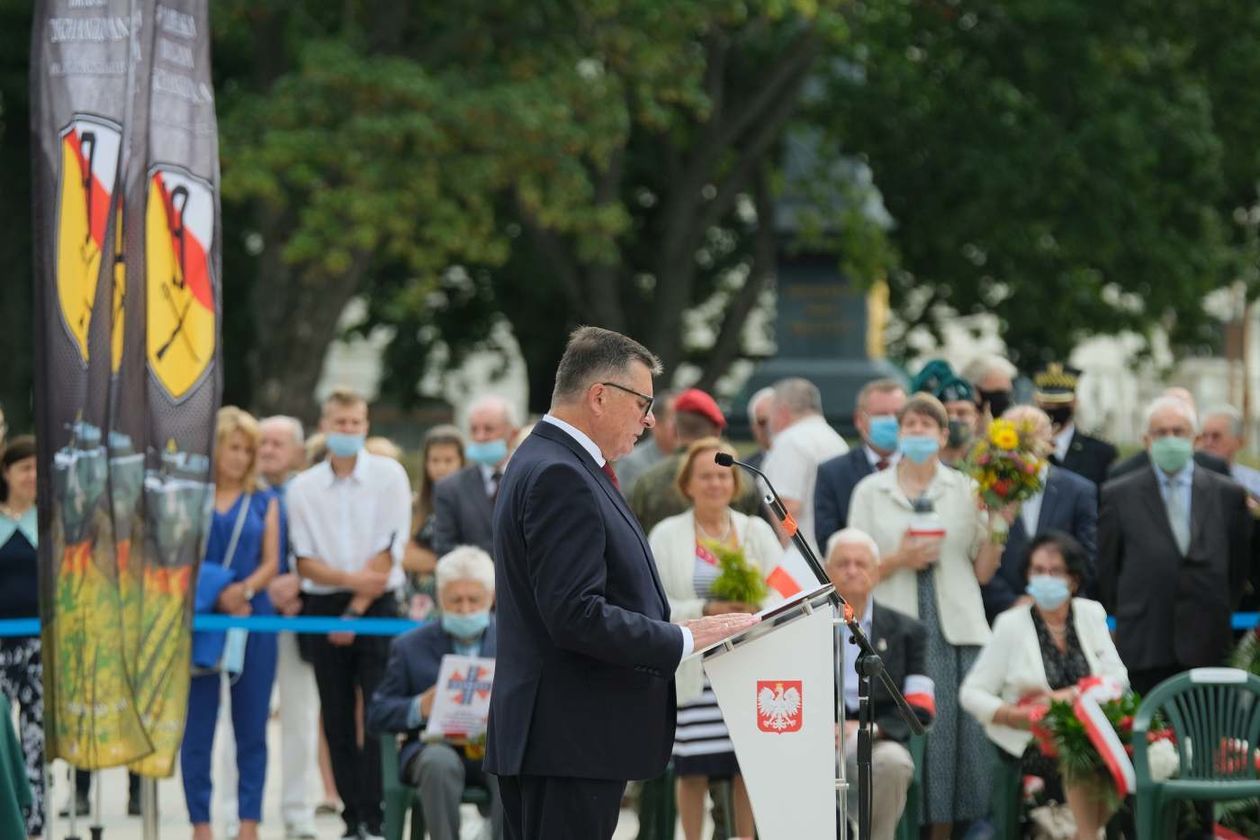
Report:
1108,448,1230,480
432,464,496,557
367,618,497,772
1058,429,1118,489
484,421,683,781
1098,465,1251,671
982,466,1099,620
841,603,935,744
814,448,876,551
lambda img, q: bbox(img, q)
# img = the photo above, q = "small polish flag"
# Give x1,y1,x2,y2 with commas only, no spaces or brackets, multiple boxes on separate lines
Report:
766,545,816,599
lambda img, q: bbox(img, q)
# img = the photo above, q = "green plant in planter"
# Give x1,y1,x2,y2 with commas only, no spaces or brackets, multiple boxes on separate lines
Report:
704,540,768,606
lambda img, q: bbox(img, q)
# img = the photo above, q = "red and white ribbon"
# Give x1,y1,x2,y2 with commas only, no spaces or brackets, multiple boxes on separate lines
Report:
1073,676,1135,797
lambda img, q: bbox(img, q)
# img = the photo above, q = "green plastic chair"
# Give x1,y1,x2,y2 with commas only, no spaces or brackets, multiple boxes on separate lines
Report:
894,734,926,840
380,734,492,840
1133,667,1260,840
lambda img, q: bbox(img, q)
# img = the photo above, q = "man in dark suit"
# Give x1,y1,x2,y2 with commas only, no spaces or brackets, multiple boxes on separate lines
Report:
484,326,757,839
368,547,501,840
1098,396,1252,695
1108,387,1230,481
825,528,935,840
815,378,906,551
432,395,519,557
1033,363,1119,488
982,406,1099,620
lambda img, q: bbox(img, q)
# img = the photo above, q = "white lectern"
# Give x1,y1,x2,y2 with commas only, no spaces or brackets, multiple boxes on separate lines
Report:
690,584,844,839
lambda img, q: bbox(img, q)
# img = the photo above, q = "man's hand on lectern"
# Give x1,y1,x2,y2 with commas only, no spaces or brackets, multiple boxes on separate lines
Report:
684,613,760,650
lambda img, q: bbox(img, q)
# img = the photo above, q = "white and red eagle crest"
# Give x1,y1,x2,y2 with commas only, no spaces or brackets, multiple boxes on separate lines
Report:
756,680,803,733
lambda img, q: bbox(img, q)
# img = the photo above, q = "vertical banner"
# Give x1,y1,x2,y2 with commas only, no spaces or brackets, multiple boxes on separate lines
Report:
128,1,221,775
703,606,839,839
31,0,220,777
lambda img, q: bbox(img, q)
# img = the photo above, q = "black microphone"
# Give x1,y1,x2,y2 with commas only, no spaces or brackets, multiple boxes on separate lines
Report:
713,452,791,530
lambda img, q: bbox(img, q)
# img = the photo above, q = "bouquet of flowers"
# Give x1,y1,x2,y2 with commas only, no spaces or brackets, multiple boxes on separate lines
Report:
964,417,1048,543
1029,677,1177,804
704,540,768,606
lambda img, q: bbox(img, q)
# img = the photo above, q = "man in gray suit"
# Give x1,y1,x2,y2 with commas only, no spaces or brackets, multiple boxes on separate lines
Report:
432,395,520,557
1098,396,1252,695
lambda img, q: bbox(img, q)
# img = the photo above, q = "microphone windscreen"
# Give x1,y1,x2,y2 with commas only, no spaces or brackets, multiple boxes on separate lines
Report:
713,452,735,467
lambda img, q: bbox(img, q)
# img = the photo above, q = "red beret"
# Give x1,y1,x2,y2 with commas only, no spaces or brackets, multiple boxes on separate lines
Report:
673,388,726,430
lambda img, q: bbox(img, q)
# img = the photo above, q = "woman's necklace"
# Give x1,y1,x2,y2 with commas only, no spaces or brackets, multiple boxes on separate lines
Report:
695,512,732,543
0,502,28,520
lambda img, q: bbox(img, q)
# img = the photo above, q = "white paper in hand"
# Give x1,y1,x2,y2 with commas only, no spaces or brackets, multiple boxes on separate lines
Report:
422,655,495,741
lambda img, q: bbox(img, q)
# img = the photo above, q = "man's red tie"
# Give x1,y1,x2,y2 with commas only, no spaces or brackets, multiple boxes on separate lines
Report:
876,457,891,471
601,461,621,492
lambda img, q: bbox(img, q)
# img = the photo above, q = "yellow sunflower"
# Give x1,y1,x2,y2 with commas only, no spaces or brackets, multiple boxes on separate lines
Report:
989,420,1020,450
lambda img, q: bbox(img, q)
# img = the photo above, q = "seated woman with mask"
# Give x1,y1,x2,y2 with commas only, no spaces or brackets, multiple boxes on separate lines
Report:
368,546,501,840
960,531,1127,838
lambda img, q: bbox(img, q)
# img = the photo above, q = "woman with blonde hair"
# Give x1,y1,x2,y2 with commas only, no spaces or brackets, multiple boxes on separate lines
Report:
648,437,781,840
181,407,280,840
403,425,466,618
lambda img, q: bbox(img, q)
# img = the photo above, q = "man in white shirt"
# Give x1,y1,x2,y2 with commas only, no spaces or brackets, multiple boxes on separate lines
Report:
762,377,849,557
288,387,412,840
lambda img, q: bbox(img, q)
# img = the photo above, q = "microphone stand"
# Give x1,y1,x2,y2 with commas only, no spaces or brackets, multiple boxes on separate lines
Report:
715,454,925,840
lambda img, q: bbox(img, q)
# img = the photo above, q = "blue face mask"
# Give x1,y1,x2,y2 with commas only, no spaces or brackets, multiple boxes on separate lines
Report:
1026,575,1071,610
868,415,900,452
899,435,940,464
466,439,508,468
326,432,365,458
442,609,490,640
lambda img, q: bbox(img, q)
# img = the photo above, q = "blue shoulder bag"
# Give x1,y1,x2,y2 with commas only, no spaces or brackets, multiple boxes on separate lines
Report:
191,494,252,675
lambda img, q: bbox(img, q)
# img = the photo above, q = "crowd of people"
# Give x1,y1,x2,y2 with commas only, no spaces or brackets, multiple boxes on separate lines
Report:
0,344,1257,840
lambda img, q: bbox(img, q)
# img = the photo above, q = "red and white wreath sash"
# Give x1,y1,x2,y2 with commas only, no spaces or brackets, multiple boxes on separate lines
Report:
1074,675,1136,796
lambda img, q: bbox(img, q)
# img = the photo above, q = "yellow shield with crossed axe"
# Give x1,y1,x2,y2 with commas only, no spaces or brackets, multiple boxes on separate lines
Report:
55,116,124,370
146,167,216,401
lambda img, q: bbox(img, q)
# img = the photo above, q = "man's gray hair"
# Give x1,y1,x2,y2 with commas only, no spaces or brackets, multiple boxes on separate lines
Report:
1144,395,1199,434
825,527,881,565
772,377,823,417
261,415,305,446
552,326,662,404
468,394,521,428
746,386,775,427
1202,404,1244,438
962,354,1018,386
435,545,496,595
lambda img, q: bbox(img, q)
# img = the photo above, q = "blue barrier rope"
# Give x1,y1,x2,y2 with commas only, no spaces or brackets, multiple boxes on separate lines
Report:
0,615,425,637
0,612,1256,637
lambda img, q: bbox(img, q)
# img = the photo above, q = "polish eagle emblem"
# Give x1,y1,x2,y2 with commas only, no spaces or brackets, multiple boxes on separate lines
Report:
756,680,803,733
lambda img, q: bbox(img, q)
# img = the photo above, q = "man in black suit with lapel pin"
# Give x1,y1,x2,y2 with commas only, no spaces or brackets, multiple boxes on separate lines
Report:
1033,363,1118,489
982,406,1099,621
484,326,758,840
1098,396,1252,695
814,378,907,553
825,527,936,840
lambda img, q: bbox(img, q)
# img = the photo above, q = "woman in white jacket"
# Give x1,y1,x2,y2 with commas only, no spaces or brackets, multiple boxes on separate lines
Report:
961,531,1128,839
648,437,781,840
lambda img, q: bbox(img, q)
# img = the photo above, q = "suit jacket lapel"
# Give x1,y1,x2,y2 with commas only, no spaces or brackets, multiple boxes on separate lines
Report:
465,467,494,520
1037,471,1063,532
534,424,671,612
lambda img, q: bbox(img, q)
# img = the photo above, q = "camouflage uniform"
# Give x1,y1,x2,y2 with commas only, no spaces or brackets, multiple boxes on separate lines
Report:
629,451,765,536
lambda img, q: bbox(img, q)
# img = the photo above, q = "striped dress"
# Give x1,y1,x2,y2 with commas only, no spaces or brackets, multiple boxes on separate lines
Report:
671,545,741,778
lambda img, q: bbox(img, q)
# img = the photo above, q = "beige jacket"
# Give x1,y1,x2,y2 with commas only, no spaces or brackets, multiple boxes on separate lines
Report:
848,463,991,646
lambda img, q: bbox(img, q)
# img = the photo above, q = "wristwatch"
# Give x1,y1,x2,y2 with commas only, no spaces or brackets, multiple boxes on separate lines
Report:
342,607,365,619
242,584,255,601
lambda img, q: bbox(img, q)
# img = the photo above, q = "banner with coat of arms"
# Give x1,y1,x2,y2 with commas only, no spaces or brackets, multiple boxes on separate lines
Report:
31,0,221,776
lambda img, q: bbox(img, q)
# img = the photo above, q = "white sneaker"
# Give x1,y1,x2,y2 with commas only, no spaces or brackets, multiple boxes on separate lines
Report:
285,823,319,839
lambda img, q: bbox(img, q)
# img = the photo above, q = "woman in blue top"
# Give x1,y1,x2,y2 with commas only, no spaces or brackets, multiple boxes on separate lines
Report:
181,408,280,840
0,436,44,839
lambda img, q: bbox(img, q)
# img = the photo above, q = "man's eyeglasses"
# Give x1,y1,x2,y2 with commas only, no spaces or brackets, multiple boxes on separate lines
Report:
600,382,654,419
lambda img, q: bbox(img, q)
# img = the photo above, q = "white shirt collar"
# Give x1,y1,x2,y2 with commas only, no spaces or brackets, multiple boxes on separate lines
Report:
542,414,606,467
863,445,899,469
1053,423,1075,462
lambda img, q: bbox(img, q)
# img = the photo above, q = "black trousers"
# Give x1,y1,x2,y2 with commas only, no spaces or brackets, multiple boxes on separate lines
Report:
497,774,625,840
305,591,395,833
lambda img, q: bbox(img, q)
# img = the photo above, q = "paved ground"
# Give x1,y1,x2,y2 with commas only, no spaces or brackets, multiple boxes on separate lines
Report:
37,717,665,839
